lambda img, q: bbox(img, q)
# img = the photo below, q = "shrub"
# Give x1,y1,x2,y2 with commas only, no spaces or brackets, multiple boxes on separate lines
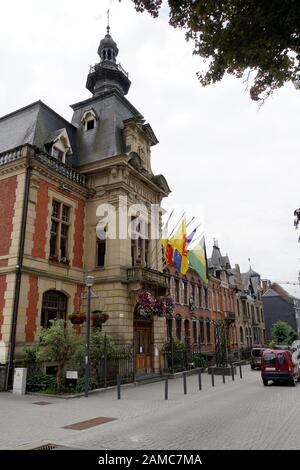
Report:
26,373,56,393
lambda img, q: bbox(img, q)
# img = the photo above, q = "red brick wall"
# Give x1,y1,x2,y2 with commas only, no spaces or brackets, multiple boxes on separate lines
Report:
25,276,39,342
0,176,17,257
32,180,49,259
31,179,85,268
0,275,7,341
72,284,84,333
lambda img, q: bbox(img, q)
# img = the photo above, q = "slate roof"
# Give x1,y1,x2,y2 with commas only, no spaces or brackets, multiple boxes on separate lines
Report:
262,288,280,297
0,101,78,163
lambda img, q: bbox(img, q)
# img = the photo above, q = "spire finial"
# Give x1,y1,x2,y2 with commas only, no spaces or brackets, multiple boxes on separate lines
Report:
107,9,110,35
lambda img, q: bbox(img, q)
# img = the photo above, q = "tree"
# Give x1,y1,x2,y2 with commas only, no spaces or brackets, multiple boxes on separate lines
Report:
271,320,298,345
127,0,300,102
36,319,83,393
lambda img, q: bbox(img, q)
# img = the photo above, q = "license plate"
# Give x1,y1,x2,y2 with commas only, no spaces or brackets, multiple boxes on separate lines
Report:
265,367,276,371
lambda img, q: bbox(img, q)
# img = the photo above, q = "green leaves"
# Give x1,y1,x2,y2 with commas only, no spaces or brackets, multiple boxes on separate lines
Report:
129,0,300,102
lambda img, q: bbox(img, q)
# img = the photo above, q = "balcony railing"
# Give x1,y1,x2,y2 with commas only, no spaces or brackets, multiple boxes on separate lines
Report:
224,311,236,322
0,145,87,187
0,146,23,166
89,62,129,78
35,152,87,187
127,267,169,288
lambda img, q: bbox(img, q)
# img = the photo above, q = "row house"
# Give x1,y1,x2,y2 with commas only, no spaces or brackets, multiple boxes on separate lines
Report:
208,242,239,357
167,266,214,359
231,265,266,352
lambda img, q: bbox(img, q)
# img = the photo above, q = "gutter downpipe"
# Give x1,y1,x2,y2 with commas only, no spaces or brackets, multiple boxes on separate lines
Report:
5,151,32,390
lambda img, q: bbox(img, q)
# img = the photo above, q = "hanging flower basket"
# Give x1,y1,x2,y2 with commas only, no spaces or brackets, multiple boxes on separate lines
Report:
91,311,109,327
68,313,86,325
137,291,155,317
165,296,175,315
153,297,166,317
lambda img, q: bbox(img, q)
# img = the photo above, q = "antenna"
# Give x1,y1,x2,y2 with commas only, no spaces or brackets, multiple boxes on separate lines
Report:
107,9,110,35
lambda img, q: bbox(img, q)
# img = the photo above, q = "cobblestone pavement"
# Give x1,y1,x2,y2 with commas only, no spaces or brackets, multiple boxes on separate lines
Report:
1,366,300,450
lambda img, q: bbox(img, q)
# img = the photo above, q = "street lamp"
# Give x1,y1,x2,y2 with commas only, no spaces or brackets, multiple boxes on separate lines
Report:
84,275,94,397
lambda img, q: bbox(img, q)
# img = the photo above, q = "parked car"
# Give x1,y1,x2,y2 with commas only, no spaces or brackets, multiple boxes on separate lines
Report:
250,348,270,370
261,349,300,386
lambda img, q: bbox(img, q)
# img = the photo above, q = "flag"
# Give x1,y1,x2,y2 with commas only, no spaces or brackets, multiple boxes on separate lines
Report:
188,237,208,285
173,227,197,273
160,210,174,264
169,218,188,273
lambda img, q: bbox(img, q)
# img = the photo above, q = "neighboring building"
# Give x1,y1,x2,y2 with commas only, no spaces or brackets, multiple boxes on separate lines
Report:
167,265,214,359
262,281,300,339
208,242,239,358
0,28,171,379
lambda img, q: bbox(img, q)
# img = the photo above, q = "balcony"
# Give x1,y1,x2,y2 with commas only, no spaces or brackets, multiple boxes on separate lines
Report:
224,311,236,322
0,145,87,187
127,267,169,289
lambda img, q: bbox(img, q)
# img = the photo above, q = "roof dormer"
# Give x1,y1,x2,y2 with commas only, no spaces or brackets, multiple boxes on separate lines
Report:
80,108,99,131
45,128,72,164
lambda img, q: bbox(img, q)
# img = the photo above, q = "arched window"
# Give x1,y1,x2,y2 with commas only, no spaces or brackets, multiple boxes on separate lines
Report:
240,326,244,344
199,319,205,343
41,290,68,328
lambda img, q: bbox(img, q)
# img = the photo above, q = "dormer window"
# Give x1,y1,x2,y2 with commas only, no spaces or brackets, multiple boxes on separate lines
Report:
52,147,64,162
86,119,95,131
81,108,98,131
46,128,72,164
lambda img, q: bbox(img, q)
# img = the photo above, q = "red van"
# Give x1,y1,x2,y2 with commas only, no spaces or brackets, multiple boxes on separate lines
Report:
261,349,299,386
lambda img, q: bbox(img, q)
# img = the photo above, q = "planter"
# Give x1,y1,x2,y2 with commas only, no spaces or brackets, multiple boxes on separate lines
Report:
92,312,109,327
68,313,86,325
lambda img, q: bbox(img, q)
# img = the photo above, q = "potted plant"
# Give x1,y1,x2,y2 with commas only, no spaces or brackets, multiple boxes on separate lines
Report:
68,312,86,325
91,310,109,328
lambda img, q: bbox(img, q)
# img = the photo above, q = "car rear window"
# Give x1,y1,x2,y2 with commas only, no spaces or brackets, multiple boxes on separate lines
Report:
263,353,276,364
252,349,262,357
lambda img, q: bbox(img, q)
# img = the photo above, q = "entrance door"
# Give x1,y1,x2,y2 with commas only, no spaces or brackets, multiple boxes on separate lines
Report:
134,320,152,375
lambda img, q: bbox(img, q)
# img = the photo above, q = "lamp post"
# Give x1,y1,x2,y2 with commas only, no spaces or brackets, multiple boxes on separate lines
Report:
84,275,94,397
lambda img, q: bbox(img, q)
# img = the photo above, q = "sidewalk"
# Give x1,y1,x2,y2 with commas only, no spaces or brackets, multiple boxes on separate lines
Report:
1,366,300,450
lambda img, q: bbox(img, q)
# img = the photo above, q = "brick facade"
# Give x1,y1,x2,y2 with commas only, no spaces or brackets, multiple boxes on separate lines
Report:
25,276,39,342
0,176,17,257
0,275,7,341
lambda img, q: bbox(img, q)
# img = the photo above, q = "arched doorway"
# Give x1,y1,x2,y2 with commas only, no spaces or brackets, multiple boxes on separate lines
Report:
41,290,68,328
134,303,153,375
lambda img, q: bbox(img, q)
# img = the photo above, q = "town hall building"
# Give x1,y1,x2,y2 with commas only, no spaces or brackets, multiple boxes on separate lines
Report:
0,27,171,382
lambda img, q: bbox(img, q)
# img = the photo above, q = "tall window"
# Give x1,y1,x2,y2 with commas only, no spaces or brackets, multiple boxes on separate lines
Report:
191,284,195,302
96,227,106,268
131,218,149,267
240,326,244,344
176,316,182,340
50,201,70,261
204,287,208,309
206,321,211,343
236,299,240,316
183,281,188,304
175,278,180,303
41,290,67,328
193,321,197,344
200,320,205,343
198,285,202,308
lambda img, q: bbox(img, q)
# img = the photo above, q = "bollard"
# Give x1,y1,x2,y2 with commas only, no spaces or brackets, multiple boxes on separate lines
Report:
117,374,121,400
239,363,242,379
165,376,168,400
222,372,225,384
211,368,215,387
183,372,187,395
198,370,202,391
231,364,235,381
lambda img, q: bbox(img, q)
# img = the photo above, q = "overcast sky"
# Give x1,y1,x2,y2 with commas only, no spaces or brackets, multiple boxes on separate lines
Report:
0,0,299,285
